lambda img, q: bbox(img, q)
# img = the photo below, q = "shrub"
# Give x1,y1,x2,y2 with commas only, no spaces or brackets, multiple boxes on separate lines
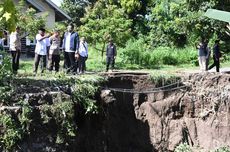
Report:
0,112,24,151
0,53,13,103
174,143,192,152
215,147,230,152
121,39,198,68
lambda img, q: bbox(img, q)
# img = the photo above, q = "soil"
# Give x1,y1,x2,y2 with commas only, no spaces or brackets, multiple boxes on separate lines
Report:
1,71,230,152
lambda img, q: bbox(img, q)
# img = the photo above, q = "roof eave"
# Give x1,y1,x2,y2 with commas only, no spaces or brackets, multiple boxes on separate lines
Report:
45,0,71,21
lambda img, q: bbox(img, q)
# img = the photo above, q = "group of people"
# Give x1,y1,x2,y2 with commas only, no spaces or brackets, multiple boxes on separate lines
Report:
0,23,117,75
1,23,227,74
197,38,221,72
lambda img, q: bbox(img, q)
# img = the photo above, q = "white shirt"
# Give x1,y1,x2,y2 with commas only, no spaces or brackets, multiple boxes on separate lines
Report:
35,34,47,55
65,32,74,52
46,38,50,47
9,32,21,51
79,41,88,57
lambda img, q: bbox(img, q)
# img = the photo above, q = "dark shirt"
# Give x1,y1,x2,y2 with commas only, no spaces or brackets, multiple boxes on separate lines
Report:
213,44,221,59
198,42,207,57
106,44,117,57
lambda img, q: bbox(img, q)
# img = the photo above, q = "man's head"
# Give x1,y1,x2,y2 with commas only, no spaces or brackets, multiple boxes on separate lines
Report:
109,38,113,45
38,28,46,36
16,26,20,33
81,37,85,43
67,24,74,32
53,29,60,37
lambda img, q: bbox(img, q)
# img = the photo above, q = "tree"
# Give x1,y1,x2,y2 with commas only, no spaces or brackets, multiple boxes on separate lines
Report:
0,0,17,32
0,0,45,39
16,0,46,39
80,0,132,58
61,0,97,26
117,0,152,36
148,0,229,48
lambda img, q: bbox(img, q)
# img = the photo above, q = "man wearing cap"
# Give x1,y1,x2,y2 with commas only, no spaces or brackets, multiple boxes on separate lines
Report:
106,39,117,72
34,28,50,74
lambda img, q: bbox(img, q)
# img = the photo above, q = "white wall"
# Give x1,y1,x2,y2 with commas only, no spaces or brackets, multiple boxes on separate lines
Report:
12,0,56,29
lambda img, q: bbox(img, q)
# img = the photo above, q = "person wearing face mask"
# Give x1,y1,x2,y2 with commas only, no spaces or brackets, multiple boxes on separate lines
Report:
34,28,50,74
62,24,80,74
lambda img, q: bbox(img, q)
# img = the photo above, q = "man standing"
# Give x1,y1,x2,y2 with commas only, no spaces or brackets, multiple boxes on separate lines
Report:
78,37,88,74
106,39,116,72
9,26,21,74
196,38,207,72
62,24,79,74
34,28,50,74
48,29,61,72
208,40,221,72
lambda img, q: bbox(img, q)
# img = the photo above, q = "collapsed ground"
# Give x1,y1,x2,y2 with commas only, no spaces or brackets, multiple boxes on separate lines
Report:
0,71,230,152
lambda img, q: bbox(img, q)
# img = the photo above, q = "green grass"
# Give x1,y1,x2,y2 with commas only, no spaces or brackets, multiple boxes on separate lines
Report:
17,45,230,78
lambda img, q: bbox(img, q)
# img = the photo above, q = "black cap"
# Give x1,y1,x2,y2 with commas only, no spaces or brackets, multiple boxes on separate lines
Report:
39,28,46,32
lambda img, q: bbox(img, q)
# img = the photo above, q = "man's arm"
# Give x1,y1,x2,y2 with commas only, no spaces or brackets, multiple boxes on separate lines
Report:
19,32,29,39
75,33,80,53
106,45,108,56
37,34,50,42
85,42,88,56
61,33,66,49
114,45,117,58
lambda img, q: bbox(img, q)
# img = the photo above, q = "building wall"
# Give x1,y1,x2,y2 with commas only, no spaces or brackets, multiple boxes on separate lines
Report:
12,0,56,29
35,0,55,29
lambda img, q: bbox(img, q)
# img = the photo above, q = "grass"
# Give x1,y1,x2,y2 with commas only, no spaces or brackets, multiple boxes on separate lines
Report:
16,45,230,78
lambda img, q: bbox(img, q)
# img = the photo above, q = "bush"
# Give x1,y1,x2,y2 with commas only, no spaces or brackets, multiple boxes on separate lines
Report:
174,143,192,152
121,38,198,68
215,147,230,152
0,53,13,103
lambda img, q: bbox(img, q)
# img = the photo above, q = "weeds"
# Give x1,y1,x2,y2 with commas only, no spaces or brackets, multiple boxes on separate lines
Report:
120,38,199,68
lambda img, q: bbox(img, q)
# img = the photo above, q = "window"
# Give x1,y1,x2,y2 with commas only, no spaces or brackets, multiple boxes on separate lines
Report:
3,33,9,48
26,37,36,46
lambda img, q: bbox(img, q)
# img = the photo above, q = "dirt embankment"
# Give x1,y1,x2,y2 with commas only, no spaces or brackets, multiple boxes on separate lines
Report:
1,72,230,152
77,72,230,152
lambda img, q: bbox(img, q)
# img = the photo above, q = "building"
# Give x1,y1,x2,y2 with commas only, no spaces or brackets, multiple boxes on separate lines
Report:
3,0,70,53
